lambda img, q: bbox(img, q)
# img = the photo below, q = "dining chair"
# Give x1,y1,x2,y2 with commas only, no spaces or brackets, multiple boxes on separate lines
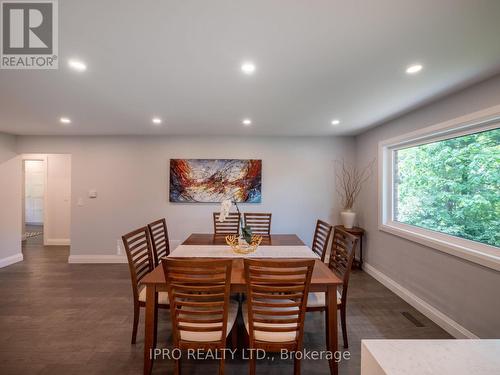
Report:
311,219,333,262
244,212,272,236
122,227,170,344
213,212,241,235
243,259,315,375
306,227,358,348
162,258,238,375
147,218,170,266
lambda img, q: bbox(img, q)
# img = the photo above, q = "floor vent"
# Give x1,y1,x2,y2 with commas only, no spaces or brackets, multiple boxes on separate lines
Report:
401,311,425,327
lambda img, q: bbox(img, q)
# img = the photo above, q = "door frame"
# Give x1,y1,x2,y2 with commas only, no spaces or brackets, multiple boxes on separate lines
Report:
22,154,48,245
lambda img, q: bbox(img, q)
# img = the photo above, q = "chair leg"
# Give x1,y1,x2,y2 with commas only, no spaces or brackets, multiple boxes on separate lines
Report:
294,356,301,375
340,304,348,349
174,357,181,375
219,356,225,375
249,354,256,375
131,304,140,344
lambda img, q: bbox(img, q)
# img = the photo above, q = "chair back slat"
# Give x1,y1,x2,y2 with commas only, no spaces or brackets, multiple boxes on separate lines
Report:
311,219,333,261
163,259,233,346
244,213,272,236
122,227,154,300
244,259,315,346
328,228,358,300
213,212,241,235
147,218,170,266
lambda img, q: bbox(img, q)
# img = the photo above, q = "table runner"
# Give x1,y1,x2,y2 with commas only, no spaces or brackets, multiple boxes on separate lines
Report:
169,245,319,259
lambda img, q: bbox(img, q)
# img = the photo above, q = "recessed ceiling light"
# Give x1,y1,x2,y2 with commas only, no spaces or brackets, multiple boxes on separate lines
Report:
242,118,252,126
60,117,71,124
406,64,423,74
68,59,87,72
331,119,340,125
241,62,256,75
152,117,162,125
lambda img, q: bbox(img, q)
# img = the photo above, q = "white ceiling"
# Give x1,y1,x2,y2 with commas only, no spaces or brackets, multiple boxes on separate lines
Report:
1,0,500,136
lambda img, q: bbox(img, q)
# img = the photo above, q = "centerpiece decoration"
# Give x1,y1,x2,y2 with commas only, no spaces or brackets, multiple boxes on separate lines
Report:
219,199,263,254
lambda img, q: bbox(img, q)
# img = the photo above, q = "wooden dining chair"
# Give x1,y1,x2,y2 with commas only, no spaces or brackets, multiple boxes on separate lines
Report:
122,227,170,344
244,213,272,236
311,219,333,262
162,258,238,375
306,227,358,348
213,212,241,235
147,218,170,266
243,259,315,375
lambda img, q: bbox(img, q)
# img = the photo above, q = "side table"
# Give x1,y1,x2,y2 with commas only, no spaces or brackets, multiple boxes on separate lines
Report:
334,225,365,269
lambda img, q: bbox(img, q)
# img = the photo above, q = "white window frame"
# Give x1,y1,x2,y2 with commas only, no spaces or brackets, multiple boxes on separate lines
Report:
379,105,500,271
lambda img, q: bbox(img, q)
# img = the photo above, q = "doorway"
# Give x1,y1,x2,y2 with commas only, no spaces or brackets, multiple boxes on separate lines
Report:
23,159,45,244
21,154,72,248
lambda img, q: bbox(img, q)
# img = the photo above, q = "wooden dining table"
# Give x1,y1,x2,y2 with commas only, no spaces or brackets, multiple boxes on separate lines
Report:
141,233,342,375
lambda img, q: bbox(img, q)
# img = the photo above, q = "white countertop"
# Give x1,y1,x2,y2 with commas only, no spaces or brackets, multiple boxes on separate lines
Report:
361,339,500,375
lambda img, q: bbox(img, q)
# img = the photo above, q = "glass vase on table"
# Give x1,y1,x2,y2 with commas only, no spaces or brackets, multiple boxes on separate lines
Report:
219,199,262,254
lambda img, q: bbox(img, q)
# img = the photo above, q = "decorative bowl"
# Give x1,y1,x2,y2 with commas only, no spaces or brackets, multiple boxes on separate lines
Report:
225,235,263,254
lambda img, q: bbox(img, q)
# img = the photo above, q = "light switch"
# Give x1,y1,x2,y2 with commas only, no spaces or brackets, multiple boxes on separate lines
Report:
88,190,97,199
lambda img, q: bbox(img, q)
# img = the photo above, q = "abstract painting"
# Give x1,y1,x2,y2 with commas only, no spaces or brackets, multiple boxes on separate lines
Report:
169,159,262,203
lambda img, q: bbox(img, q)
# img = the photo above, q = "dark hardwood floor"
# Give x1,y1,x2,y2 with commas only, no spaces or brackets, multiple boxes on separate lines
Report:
0,239,451,375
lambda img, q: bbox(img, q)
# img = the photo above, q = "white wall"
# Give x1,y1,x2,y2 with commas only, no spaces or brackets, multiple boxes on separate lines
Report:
45,154,71,245
16,135,355,260
0,133,17,163
355,74,500,338
0,133,22,268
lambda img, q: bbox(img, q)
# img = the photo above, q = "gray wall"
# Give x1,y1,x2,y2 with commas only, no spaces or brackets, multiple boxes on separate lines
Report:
16,135,355,257
0,132,17,163
355,74,500,338
0,133,22,262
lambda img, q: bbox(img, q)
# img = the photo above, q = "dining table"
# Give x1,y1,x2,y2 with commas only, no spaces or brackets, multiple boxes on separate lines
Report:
141,233,342,375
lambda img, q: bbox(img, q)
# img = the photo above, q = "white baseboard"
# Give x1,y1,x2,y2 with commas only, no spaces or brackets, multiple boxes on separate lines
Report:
0,253,24,268
45,238,70,246
68,240,181,264
68,254,127,264
363,262,478,339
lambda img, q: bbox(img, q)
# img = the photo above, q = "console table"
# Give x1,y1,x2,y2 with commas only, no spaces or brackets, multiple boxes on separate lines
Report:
335,225,365,269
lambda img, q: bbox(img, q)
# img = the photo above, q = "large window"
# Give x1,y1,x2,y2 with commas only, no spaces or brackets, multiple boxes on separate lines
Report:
394,128,499,248
379,106,500,271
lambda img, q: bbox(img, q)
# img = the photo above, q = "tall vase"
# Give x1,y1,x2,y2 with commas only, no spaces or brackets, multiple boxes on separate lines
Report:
341,210,356,229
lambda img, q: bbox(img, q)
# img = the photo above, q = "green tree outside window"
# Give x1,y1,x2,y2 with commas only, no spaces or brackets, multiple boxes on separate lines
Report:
394,128,500,248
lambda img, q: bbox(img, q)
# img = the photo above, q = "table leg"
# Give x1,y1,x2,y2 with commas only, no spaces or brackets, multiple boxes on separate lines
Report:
359,236,363,268
327,285,339,375
144,285,158,375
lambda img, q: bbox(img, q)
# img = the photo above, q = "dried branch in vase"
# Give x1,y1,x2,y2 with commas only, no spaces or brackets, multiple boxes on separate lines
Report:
334,158,375,210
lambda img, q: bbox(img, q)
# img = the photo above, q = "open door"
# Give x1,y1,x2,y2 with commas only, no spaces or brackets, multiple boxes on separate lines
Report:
23,160,45,242
22,154,71,247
